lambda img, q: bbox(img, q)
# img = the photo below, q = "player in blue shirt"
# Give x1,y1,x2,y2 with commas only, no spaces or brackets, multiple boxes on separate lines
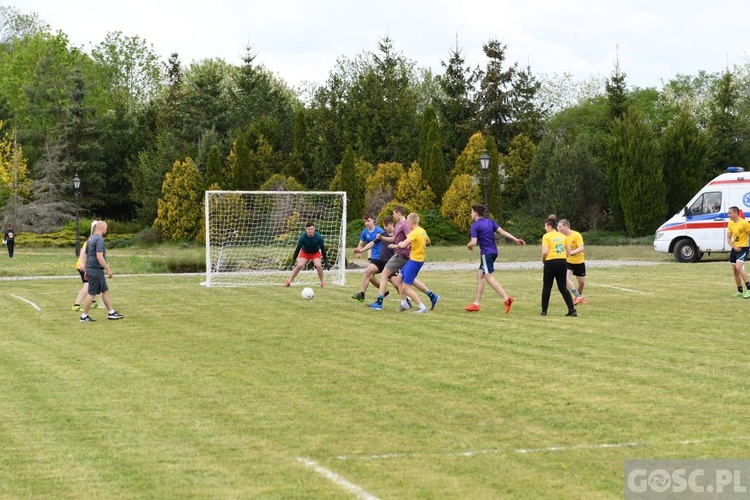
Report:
465,204,525,314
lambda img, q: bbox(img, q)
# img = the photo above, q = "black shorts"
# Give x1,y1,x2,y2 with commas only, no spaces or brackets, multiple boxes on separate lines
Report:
730,247,749,264
370,259,387,273
567,262,586,277
78,269,88,283
87,270,109,295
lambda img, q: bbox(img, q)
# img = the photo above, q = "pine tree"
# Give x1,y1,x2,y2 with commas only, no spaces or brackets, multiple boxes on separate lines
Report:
604,54,631,228
436,44,478,169
228,131,252,190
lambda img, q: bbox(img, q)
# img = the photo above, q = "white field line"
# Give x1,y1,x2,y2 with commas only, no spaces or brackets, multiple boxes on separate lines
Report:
10,294,41,311
334,436,750,462
297,457,380,500
586,283,653,295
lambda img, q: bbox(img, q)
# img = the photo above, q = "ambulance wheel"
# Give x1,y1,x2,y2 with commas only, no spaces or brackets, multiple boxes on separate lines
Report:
674,239,699,263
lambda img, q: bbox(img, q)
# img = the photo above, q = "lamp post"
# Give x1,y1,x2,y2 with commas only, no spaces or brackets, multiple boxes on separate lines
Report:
479,149,490,214
73,174,81,257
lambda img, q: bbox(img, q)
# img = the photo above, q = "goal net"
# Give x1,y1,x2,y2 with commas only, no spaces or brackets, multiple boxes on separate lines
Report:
204,191,347,287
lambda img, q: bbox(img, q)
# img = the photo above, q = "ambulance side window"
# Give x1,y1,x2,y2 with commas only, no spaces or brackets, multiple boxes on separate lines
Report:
689,192,722,215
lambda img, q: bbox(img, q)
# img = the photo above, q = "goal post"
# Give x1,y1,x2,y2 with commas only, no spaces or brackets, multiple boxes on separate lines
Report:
204,191,347,287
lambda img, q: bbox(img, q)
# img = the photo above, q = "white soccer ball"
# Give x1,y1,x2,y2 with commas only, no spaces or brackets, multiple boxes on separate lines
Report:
301,287,315,300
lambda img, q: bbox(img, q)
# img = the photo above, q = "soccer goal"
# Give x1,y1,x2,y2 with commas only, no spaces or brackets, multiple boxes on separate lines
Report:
204,191,347,287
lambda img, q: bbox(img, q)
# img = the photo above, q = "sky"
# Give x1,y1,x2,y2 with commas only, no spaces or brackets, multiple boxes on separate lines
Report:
8,0,750,90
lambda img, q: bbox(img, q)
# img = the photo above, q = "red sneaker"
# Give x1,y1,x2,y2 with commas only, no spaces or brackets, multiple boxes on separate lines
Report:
504,296,514,314
320,281,327,287
283,280,291,287
465,303,481,312
574,296,584,305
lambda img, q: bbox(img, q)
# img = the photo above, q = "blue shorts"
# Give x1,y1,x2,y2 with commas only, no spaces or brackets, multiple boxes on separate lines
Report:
479,253,497,274
730,247,749,263
401,260,423,285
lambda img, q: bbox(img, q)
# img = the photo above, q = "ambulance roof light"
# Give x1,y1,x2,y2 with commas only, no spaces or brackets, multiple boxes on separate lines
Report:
727,166,745,173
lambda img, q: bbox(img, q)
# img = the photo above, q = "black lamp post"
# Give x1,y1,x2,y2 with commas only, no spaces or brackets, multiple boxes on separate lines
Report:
73,174,81,257
479,149,490,214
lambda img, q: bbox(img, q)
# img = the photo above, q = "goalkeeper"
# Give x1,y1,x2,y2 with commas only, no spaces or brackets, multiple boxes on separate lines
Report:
284,221,329,287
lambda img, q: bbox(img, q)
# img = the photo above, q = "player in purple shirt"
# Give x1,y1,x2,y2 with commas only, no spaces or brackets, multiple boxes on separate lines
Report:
465,203,525,314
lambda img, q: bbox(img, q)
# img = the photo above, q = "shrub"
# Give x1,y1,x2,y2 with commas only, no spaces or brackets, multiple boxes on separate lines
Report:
417,209,465,244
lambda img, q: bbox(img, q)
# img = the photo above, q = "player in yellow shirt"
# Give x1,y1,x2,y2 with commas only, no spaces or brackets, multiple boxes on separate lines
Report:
390,213,433,313
541,216,576,316
558,219,586,305
726,206,750,298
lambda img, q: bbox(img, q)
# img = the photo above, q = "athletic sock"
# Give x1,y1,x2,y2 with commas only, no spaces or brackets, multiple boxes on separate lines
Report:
401,299,408,308
571,289,581,297
426,290,434,299
745,282,750,290
739,286,744,293
377,295,384,304
108,309,116,315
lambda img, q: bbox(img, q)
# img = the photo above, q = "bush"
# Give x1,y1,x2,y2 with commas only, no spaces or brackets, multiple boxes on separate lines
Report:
135,227,162,245
417,209,465,244
502,210,546,244
581,231,653,245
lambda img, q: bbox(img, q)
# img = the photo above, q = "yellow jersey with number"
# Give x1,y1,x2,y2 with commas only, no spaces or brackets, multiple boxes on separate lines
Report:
566,230,584,264
543,231,567,261
728,218,750,247
406,227,428,262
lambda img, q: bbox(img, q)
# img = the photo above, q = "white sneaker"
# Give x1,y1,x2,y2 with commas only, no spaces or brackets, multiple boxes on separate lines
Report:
413,308,428,314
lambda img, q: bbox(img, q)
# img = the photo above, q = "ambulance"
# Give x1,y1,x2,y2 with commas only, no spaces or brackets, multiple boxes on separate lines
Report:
654,167,750,262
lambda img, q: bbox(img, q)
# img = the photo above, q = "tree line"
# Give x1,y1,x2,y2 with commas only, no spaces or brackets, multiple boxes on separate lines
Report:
2,5,750,240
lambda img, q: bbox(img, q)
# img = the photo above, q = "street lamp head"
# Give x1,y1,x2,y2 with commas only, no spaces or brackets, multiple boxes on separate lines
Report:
479,150,490,173
73,174,81,192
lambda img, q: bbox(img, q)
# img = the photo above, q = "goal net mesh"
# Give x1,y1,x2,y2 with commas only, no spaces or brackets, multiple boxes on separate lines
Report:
204,191,347,286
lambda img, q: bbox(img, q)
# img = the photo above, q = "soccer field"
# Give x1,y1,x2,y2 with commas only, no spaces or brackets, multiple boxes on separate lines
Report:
0,262,748,498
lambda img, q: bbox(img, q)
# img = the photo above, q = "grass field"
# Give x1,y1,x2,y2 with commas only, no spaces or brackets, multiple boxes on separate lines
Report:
1,249,748,498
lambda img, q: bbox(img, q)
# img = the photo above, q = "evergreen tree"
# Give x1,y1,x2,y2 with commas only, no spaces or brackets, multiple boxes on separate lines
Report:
611,109,666,236
661,112,710,214
440,173,481,232
60,64,105,211
707,71,741,173
329,146,365,221
604,55,630,228
155,157,204,241
436,45,478,169
500,133,536,210
289,109,311,186
364,161,406,216
418,106,447,199
228,131,253,190
395,162,435,211
15,138,75,231
475,38,517,151
204,144,226,189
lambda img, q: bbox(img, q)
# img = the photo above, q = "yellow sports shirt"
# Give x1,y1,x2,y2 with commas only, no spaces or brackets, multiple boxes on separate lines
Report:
542,231,567,261
728,218,750,247
407,227,428,262
566,230,585,264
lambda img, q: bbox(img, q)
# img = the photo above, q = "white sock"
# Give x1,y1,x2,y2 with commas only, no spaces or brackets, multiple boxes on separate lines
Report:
401,300,408,307
419,304,428,312
108,309,115,314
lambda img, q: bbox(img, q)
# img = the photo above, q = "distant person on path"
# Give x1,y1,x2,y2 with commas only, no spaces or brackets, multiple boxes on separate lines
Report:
3,223,15,258
80,221,124,322
540,216,576,317
558,219,587,305
727,206,750,298
285,221,329,287
465,203,525,314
